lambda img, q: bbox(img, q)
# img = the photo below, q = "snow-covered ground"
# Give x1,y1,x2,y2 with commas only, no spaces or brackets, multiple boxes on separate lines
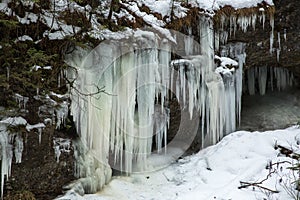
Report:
58,126,300,200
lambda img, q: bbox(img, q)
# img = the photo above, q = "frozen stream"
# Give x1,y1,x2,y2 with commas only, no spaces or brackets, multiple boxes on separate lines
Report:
239,88,300,131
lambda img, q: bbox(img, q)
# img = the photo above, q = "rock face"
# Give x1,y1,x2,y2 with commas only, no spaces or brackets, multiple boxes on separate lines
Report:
1,1,299,199
5,127,75,200
3,100,76,200
274,0,300,78
233,0,300,79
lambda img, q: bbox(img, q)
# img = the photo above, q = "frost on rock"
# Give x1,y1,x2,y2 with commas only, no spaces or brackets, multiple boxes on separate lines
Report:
245,66,295,95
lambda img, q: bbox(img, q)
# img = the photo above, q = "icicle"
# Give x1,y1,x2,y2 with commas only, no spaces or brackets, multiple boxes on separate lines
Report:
0,130,13,198
276,32,281,62
14,94,23,108
278,32,281,50
38,127,42,144
269,14,274,54
229,15,237,36
66,17,248,193
219,31,228,45
53,138,71,163
23,97,29,110
258,66,268,95
26,123,46,144
215,31,220,51
274,67,293,91
14,135,23,163
251,14,257,30
247,68,256,95
205,73,225,145
56,101,69,129
236,52,245,125
276,48,280,62
246,66,294,94
237,16,251,32
284,29,287,41
184,27,193,55
259,8,266,29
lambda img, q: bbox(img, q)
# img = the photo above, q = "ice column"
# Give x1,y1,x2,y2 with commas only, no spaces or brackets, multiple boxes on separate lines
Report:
246,66,294,95
0,129,13,198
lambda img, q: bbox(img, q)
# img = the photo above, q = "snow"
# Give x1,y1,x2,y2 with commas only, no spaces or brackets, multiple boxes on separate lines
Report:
120,2,164,27
16,35,33,42
26,123,46,144
135,0,273,17
215,55,238,68
26,123,46,131
31,65,53,71
17,12,38,24
0,117,27,126
58,126,300,200
197,0,273,11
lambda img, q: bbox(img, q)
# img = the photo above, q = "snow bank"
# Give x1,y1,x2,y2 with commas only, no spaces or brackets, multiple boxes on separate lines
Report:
58,126,300,200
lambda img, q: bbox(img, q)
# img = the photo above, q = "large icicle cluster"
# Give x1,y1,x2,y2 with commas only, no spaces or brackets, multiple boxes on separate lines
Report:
245,66,295,95
67,16,246,193
0,117,27,198
215,6,275,53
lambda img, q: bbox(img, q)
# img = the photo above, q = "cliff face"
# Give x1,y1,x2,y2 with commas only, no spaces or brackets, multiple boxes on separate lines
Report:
231,0,300,79
274,0,300,77
0,0,299,199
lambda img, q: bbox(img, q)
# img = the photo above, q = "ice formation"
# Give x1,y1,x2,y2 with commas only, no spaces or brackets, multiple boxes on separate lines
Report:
216,6,275,54
14,135,23,164
0,117,27,198
0,129,12,198
26,123,46,144
55,101,69,130
14,93,29,110
66,14,250,193
245,66,295,95
53,138,71,163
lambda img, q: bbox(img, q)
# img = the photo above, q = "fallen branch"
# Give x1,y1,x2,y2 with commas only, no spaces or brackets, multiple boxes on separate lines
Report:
275,145,300,160
238,169,280,193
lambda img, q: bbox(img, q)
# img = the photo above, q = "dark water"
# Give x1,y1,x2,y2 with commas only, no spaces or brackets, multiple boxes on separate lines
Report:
239,88,300,131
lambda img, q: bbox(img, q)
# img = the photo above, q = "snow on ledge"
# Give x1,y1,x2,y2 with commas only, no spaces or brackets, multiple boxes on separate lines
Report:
198,0,273,11
137,0,273,17
0,117,27,126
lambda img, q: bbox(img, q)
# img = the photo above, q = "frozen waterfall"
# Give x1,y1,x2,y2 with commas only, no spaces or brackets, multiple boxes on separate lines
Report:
66,16,246,193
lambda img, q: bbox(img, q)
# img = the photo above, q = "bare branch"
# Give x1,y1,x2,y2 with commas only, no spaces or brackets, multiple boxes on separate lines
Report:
238,169,280,193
